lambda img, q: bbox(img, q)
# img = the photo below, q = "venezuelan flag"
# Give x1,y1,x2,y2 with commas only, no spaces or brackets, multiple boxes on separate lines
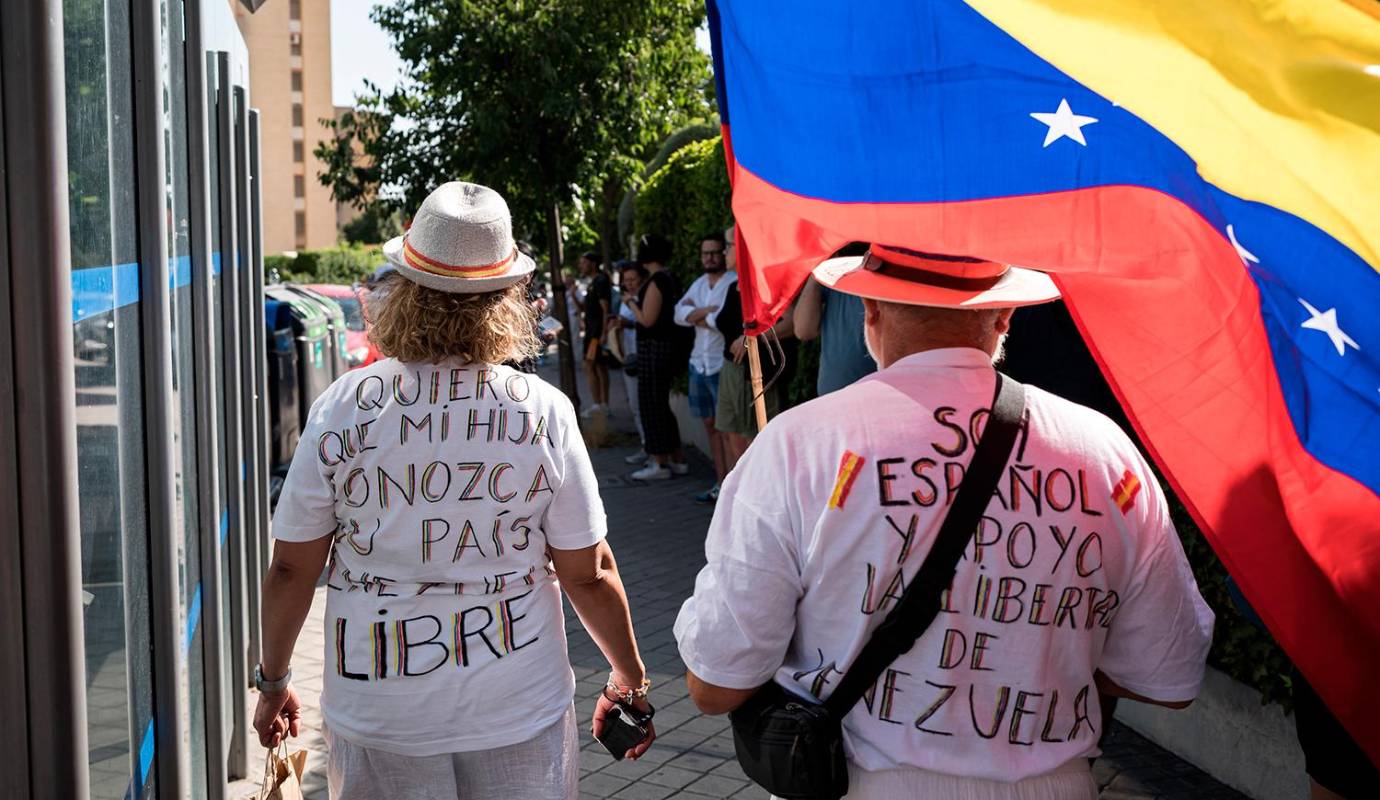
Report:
709,0,1380,761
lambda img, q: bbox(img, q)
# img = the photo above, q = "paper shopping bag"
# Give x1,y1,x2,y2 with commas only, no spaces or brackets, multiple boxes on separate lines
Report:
258,743,308,800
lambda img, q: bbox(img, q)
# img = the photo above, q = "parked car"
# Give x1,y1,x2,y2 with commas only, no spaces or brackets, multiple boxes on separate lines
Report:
306,282,380,368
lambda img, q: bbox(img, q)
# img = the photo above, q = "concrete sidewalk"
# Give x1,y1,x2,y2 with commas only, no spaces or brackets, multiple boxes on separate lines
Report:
231,359,1247,799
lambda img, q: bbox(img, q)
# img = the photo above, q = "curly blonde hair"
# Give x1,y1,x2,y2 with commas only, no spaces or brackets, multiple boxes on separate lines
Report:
367,273,541,365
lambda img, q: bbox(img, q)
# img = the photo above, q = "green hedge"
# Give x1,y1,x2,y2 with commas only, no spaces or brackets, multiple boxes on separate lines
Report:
632,135,733,289
264,244,383,286
618,122,719,244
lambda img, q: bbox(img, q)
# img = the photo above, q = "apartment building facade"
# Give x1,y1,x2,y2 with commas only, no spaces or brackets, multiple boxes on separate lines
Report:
235,0,338,252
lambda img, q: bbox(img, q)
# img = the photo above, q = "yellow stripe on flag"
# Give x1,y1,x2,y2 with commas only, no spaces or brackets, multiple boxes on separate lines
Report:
964,0,1380,271
829,451,864,509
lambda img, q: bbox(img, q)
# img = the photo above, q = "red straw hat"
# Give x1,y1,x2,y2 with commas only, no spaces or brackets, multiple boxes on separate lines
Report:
382,182,535,293
813,244,1058,309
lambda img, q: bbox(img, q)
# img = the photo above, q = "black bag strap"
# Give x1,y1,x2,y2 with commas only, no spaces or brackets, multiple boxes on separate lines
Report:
823,372,1026,718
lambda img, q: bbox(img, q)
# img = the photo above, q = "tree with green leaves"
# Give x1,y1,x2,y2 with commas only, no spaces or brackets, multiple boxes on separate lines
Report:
317,0,712,403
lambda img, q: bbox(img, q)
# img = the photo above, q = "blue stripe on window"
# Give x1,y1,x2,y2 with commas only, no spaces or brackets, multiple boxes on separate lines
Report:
134,720,155,795
183,584,203,654
71,252,224,323
72,262,140,323
220,508,229,546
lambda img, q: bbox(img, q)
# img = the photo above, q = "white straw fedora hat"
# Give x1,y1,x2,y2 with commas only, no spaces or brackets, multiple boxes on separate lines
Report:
813,244,1058,309
382,181,535,293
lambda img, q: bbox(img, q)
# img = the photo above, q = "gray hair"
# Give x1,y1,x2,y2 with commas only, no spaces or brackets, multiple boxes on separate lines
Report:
877,302,1009,361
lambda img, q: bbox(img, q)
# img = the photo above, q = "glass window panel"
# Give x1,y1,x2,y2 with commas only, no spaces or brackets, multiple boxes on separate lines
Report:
292,142,304,163
162,0,209,794
63,0,155,795
290,71,302,92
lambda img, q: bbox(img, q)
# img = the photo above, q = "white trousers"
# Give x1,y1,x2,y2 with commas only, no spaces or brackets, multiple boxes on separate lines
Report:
774,758,1098,800
622,366,644,444
325,703,578,800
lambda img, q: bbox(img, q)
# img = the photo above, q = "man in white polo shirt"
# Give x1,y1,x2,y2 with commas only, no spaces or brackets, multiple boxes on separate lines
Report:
674,245,1213,799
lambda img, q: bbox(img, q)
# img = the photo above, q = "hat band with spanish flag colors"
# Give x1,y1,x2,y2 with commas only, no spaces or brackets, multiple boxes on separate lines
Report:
813,244,1059,309
383,181,535,294
400,238,518,279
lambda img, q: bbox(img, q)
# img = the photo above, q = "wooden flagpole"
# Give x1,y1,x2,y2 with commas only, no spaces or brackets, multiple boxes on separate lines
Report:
746,334,769,432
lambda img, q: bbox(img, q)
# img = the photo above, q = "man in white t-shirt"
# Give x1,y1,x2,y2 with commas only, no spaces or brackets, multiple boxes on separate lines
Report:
674,245,1213,799
674,233,738,503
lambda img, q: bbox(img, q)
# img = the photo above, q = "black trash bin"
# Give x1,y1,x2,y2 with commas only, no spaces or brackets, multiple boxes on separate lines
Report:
283,285,349,379
263,297,301,471
265,285,332,427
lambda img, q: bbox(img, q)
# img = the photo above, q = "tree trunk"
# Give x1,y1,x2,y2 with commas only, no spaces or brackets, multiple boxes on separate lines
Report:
599,177,622,266
546,200,581,408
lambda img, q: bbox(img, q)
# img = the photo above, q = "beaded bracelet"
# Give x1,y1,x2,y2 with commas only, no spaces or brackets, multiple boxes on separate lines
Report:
604,674,652,704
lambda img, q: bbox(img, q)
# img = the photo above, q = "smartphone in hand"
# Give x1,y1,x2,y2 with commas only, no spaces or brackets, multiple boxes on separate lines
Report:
537,315,564,337
594,703,650,760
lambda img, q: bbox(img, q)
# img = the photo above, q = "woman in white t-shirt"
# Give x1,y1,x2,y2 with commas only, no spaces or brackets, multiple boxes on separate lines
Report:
254,182,655,799
610,260,646,459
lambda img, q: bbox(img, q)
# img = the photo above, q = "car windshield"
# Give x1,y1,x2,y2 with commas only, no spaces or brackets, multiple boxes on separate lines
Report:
335,296,365,331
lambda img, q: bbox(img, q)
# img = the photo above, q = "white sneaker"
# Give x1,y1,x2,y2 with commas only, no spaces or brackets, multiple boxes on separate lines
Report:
669,461,690,476
631,463,672,481
624,449,648,465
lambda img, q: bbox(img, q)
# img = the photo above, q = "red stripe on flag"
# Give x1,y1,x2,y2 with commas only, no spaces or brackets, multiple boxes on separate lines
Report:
728,164,1380,761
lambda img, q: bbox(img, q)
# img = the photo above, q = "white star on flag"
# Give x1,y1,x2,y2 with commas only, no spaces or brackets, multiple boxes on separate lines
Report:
1298,298,1359,356
1226,225,1259,265
1030,99,1099,147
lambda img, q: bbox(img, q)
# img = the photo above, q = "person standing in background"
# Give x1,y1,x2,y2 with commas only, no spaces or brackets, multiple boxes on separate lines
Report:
611,260,648,464
794,243,877,396
673,233,737,503
579,252,612,417
626,233,689,481
563,269,584,349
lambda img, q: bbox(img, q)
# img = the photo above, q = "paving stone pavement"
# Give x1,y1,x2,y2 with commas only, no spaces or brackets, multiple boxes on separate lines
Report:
231,361,1249,799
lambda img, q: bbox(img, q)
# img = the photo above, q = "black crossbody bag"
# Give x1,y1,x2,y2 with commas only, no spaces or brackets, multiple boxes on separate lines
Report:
728,374,1026,800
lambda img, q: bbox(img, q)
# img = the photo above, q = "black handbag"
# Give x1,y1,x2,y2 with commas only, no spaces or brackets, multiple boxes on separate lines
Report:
728,373,1027,800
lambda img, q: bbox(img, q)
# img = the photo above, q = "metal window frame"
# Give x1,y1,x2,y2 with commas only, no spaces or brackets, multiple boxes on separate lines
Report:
131,0,191,793
6,0,88,795
0,55,32,797
234,87,266,676
1,0,85,794
215,51,251,781
249,109,272,629
183,0,228,791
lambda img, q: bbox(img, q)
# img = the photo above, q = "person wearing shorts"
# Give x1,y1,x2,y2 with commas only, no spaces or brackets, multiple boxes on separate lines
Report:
673,233,737,502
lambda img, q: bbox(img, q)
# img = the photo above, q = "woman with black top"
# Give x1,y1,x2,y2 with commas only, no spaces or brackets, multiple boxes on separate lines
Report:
625,234,689,480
